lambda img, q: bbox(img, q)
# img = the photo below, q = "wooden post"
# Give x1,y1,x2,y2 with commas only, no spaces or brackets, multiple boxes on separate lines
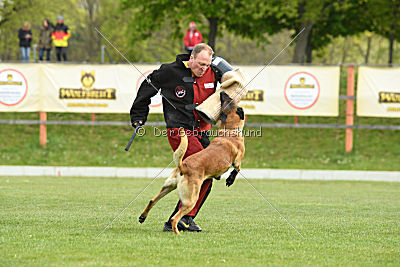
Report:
91,113,96,122
39,111,47,147
345,65,355,153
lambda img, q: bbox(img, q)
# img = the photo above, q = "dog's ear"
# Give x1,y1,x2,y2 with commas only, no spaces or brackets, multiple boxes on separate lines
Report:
220,91,230,124
220,91,233,109
236,107,244,120
220,91,231,102
221,111,227,124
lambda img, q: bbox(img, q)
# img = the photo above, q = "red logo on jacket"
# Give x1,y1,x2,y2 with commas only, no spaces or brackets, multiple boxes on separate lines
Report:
175,86,186,98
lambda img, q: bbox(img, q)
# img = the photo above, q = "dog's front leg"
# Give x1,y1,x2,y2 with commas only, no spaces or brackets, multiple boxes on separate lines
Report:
226,154,242,187
226,168,238,187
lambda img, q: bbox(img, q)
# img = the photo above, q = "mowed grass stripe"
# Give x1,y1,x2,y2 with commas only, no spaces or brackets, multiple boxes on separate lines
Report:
0,176,399,266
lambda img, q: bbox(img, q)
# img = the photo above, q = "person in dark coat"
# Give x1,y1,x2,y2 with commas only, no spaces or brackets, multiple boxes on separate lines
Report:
38,19,53,61
18,22,32,62
130,43,223,232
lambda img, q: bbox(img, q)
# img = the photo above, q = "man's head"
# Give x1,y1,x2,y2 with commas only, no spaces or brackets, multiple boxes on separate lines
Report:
23,21,30,30
57,15,64,24
188,43,213,77
189,22,196,31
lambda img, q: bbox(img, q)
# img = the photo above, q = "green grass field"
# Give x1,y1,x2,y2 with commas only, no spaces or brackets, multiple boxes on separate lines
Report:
1,176,399,266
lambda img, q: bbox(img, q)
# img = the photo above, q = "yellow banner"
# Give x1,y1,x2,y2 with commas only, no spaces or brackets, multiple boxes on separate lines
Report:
357,66,400,117
40,63,162,113
0,64,339,116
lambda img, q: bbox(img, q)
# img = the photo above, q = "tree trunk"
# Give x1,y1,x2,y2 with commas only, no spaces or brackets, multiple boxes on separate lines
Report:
365,35,372,64
305,28,313,63
292,21,313,63
389,2,399,65
207,17,218,51
341,37,349,63
83,0,99,61
389,34,394,65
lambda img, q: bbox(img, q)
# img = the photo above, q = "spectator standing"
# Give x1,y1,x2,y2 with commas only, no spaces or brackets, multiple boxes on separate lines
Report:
183,22,203,54
18,22,32,62
52,15,70,61
38,19,53,61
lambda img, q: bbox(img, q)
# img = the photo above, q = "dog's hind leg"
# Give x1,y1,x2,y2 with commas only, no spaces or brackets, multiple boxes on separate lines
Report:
170,180,201,235
139,168,180,223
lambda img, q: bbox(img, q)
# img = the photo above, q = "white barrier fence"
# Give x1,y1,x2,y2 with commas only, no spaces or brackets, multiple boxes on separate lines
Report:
1,165,399,182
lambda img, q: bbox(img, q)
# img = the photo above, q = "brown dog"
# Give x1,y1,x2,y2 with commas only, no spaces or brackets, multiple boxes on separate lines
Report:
138,92,245,234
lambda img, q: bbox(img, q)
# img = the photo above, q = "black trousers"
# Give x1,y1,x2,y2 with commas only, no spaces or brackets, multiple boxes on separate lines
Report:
55,47,67,61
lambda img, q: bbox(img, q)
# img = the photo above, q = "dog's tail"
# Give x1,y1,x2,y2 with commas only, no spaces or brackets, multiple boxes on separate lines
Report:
173,128,188,171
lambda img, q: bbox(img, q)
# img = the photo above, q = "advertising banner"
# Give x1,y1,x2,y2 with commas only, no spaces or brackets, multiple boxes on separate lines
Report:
0,64,340,116
0,64,41,112
40,63,161,113
357,66,400,117
239,66,340,116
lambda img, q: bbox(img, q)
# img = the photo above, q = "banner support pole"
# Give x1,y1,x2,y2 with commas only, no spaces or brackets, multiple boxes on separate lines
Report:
345,65,355,153
39,111,47,147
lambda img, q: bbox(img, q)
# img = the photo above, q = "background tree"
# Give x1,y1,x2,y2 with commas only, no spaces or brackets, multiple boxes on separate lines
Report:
277,0,370,63
120,0,281,52
0,0,399,64
367,0,400,64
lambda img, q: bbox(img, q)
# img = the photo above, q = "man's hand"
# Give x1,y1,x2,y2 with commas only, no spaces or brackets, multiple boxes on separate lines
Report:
132,120,143,128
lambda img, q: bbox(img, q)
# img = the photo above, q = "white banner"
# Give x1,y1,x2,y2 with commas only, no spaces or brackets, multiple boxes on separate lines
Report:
357,66,400,117
239,66,340,116
0,64,41,112
0,63,340,116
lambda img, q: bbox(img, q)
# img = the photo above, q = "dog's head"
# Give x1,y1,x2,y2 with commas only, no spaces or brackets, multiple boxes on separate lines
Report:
219,91,245,130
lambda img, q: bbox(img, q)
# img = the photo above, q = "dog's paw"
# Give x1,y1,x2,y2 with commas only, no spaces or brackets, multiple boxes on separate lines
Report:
226,169,238,187
138,214,146,223
226,177,235,187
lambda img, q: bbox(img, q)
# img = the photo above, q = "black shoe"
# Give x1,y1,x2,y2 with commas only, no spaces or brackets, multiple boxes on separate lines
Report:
178,216,202,232
163,221,173,232
162,216,202,232
162,220,185,232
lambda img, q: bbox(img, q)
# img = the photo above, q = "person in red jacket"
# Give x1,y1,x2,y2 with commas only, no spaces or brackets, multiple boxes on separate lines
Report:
183,22,203,54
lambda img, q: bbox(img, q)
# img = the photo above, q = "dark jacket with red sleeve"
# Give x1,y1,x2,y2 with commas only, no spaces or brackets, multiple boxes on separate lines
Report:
130,54,222,131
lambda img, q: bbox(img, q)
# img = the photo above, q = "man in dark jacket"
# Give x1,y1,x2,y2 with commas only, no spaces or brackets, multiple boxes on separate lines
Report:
130,43,222,232
18,22,32,62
